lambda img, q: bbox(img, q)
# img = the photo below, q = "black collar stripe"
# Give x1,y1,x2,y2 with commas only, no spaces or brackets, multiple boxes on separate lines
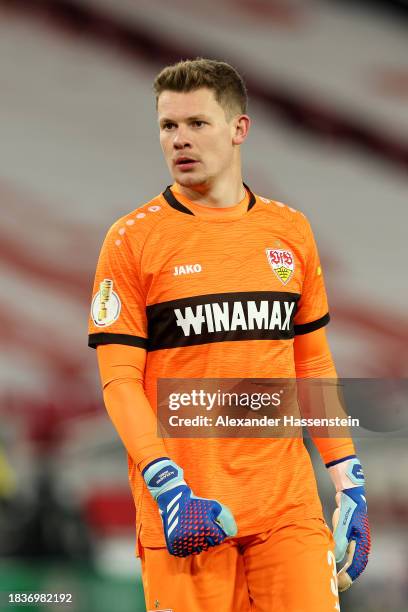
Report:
162,184,257,216
162,186,195,215
246,184,257,210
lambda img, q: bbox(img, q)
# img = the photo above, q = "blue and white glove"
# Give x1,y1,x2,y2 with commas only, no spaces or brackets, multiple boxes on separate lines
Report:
327,455,371,592
142,457,237,557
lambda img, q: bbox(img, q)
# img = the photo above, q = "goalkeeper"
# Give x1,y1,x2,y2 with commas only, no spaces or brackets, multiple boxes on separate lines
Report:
89,58,370,611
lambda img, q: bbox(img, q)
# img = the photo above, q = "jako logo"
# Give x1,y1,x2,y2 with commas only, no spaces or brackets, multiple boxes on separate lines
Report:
174,264,202,276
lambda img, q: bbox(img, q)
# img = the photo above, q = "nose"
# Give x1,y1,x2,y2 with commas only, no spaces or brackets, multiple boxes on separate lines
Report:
173,126,191,150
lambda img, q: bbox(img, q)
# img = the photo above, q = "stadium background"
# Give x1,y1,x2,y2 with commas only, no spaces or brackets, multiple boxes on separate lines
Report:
0,0,407,610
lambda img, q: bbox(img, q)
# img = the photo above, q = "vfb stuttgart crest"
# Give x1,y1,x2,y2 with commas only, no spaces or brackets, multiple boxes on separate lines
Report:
266,248,295,285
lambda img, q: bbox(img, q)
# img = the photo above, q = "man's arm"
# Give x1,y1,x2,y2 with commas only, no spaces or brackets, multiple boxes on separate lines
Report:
97,343,237,556
294,328,371,590
97,343,167,471
294,327,355,462
89,219,236,556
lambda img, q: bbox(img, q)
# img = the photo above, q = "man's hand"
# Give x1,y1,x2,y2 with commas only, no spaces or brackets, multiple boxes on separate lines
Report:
327,456,371,591
143,458,237,557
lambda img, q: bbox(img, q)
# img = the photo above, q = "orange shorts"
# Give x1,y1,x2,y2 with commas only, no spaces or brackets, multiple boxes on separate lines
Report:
140,518,341,612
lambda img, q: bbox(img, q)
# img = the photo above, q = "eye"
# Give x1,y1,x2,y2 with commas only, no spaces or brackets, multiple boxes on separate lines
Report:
192,120,206,128
162,122,176,130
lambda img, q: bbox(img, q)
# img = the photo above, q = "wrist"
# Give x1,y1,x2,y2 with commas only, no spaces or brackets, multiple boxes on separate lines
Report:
326,455,365,493
142,457,187,500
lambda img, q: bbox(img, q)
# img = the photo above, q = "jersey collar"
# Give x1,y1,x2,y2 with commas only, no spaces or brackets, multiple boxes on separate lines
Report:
162,183,257,216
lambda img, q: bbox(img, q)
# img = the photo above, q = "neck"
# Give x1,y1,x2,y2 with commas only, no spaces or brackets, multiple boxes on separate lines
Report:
175,164,246,208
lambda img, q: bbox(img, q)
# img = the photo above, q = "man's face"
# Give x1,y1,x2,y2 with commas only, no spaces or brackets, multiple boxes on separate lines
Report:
157,88,238,188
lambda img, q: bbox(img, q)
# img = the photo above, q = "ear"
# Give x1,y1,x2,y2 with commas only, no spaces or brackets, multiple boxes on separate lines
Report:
232,115,251,145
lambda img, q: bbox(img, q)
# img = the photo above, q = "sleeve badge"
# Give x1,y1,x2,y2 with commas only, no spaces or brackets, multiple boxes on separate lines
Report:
91,278,121,327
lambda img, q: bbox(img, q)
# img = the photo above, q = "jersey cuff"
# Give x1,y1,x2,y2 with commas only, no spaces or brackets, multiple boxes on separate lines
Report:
88,332,148,349
325,455,356,468
294,312,330,336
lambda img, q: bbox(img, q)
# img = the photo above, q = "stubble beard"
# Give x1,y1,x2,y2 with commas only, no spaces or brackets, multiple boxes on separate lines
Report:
174,168,209,189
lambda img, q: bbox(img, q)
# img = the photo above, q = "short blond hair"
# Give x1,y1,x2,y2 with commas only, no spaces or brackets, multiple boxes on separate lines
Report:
153,58,248,118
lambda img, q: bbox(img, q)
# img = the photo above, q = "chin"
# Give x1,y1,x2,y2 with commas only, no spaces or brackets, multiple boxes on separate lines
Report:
175,173,207,188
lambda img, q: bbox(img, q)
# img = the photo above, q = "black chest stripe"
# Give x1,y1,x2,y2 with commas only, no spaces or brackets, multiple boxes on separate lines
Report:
146,291,300,351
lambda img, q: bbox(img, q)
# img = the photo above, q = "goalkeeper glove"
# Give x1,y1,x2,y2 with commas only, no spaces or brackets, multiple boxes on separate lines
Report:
327,455,371,592
142,457,237,557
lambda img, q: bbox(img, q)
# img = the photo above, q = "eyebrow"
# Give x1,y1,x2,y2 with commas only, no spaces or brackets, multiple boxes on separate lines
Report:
159,114,210,124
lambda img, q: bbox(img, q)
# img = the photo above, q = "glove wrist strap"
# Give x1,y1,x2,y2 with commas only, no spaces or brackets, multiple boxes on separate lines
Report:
143,458,187,501
327,456,365,492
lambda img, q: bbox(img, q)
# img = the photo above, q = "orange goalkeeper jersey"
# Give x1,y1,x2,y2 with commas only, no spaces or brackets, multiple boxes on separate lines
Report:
88,184,331,549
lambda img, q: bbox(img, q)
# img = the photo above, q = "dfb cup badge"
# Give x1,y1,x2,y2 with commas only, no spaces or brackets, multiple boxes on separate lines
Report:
91,278,121,327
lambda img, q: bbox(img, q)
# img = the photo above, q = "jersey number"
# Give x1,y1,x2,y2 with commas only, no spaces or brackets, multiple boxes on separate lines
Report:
328,550,340,611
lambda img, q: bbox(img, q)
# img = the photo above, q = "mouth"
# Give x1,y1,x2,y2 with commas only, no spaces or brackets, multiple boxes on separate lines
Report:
174,157,199,170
